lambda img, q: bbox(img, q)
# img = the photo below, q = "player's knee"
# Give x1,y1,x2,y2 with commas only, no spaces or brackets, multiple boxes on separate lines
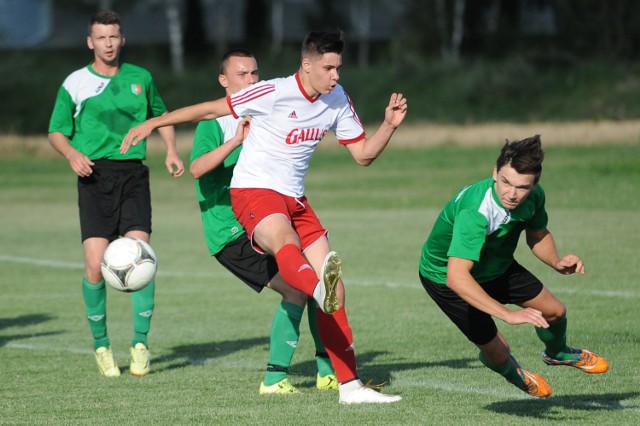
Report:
544,303,566,322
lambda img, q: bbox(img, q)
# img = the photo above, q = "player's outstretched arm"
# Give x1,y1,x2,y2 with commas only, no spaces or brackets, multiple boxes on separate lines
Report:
121,98,232,154
526,228,585,275
345,93,408,166
447,257,550,328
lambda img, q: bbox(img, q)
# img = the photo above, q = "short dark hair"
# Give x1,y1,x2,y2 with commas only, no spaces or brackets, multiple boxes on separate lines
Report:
301,30,344,59
220,49,255,75
89,10,121,35
496,135,544,183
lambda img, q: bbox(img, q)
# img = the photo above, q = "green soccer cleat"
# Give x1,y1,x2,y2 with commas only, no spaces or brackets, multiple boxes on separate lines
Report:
542,347,609,374
94,347,121,377
316,373,338,390
259,378,299,395
130,343,150,377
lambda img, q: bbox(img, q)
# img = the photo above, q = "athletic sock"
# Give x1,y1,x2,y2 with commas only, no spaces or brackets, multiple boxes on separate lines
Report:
316,306,358,383
263,302,303,386
274,244,319,297
82,277,109,350
307,300,335,377
130,279,155,348
479,352,524,383
536,316,572,360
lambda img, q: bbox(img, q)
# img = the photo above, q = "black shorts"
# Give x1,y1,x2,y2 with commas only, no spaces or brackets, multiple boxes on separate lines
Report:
214,233,279,293
78,159,151,242
419,261,544,346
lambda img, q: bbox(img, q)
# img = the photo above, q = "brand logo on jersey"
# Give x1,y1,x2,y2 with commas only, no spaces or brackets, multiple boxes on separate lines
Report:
95,82,105,94
288,111,298,119
286,128,328,145
501,209,511,224
131,84,142,95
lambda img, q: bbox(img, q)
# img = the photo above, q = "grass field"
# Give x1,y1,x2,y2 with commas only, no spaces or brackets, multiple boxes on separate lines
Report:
1,136,639,425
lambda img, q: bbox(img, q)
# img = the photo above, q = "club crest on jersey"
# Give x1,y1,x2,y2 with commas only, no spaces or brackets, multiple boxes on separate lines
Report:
286,128,328,145
131,83,142,95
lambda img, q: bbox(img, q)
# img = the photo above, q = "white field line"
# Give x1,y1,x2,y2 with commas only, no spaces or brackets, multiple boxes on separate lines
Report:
1,254,639,298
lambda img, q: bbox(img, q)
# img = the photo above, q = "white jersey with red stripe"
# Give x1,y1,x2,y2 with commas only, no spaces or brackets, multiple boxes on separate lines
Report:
228,72,365,197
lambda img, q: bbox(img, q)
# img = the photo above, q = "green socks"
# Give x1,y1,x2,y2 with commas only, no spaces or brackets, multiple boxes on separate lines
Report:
307,300,335,377
536,316,572,360
479,352,523,384
82,278,109,350
130,279,155,348
263,302,303,386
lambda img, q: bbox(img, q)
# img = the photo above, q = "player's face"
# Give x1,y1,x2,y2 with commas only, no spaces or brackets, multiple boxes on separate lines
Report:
493,164,536,210
87,24,124,66
219,56,259,95
303,52,342,96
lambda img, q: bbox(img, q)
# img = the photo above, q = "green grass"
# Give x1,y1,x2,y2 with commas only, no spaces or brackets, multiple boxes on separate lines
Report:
1,144,639,424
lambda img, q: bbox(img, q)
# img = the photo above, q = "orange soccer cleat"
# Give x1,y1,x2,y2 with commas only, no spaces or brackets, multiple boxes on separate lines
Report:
542,347,609,374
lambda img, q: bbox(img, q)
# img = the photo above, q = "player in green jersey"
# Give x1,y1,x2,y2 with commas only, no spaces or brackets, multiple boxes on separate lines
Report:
418,135,608,398
190,49,336,394
47,10,184,377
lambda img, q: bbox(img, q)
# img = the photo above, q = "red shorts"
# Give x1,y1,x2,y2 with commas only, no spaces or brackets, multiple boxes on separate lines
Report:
230,188,327,253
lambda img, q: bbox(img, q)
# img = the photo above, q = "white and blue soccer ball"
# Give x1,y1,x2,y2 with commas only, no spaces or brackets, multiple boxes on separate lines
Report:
101,237,157,292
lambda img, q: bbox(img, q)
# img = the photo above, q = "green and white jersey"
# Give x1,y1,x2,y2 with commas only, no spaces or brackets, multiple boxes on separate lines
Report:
48,63,167,160
191,116,245,256
419,177,548,284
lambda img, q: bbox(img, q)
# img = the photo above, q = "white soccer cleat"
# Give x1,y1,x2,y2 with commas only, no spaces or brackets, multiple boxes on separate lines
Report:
339,380,402,404
313,251,341,314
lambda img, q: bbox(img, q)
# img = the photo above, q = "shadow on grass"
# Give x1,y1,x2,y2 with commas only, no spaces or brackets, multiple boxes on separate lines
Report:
485,392,640,419
152,336,270,372
0,314,59,347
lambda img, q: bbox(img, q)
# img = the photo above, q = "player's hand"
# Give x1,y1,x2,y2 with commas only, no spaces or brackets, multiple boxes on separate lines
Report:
67,150,94,177
503,307,549,328
554,254,585,275
236,116,251,144
121,122,154,154
166,152,185,177
384,93,408,129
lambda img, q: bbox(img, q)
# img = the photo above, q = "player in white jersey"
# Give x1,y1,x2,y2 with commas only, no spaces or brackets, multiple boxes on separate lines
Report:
123,30,407,404
190,49,337,394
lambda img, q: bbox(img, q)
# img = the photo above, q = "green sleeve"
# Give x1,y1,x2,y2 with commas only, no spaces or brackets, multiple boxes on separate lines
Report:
146,76,168,118
48,86,75,136
448,209,487,262
527,185,548,231
190,119,224,162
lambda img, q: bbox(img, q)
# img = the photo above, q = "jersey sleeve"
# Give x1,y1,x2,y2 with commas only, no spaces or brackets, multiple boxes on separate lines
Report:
334,90,365,145
190,119,224,162
48,85,75,136
448,209,488,262
526,185,548,231
146,75,168,118
228,81,276,119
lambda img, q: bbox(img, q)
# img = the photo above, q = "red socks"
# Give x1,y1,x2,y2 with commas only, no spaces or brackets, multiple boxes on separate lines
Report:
317,306,358,383
274,244,319,296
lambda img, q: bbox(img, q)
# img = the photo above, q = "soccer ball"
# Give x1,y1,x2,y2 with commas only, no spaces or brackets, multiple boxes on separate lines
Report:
101,237,157,292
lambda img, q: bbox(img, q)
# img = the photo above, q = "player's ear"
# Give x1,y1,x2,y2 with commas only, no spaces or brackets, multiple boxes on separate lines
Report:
121,36,126,47
87,36,94,50
492,166,498,181
218,74,228,89
301,57,312,72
